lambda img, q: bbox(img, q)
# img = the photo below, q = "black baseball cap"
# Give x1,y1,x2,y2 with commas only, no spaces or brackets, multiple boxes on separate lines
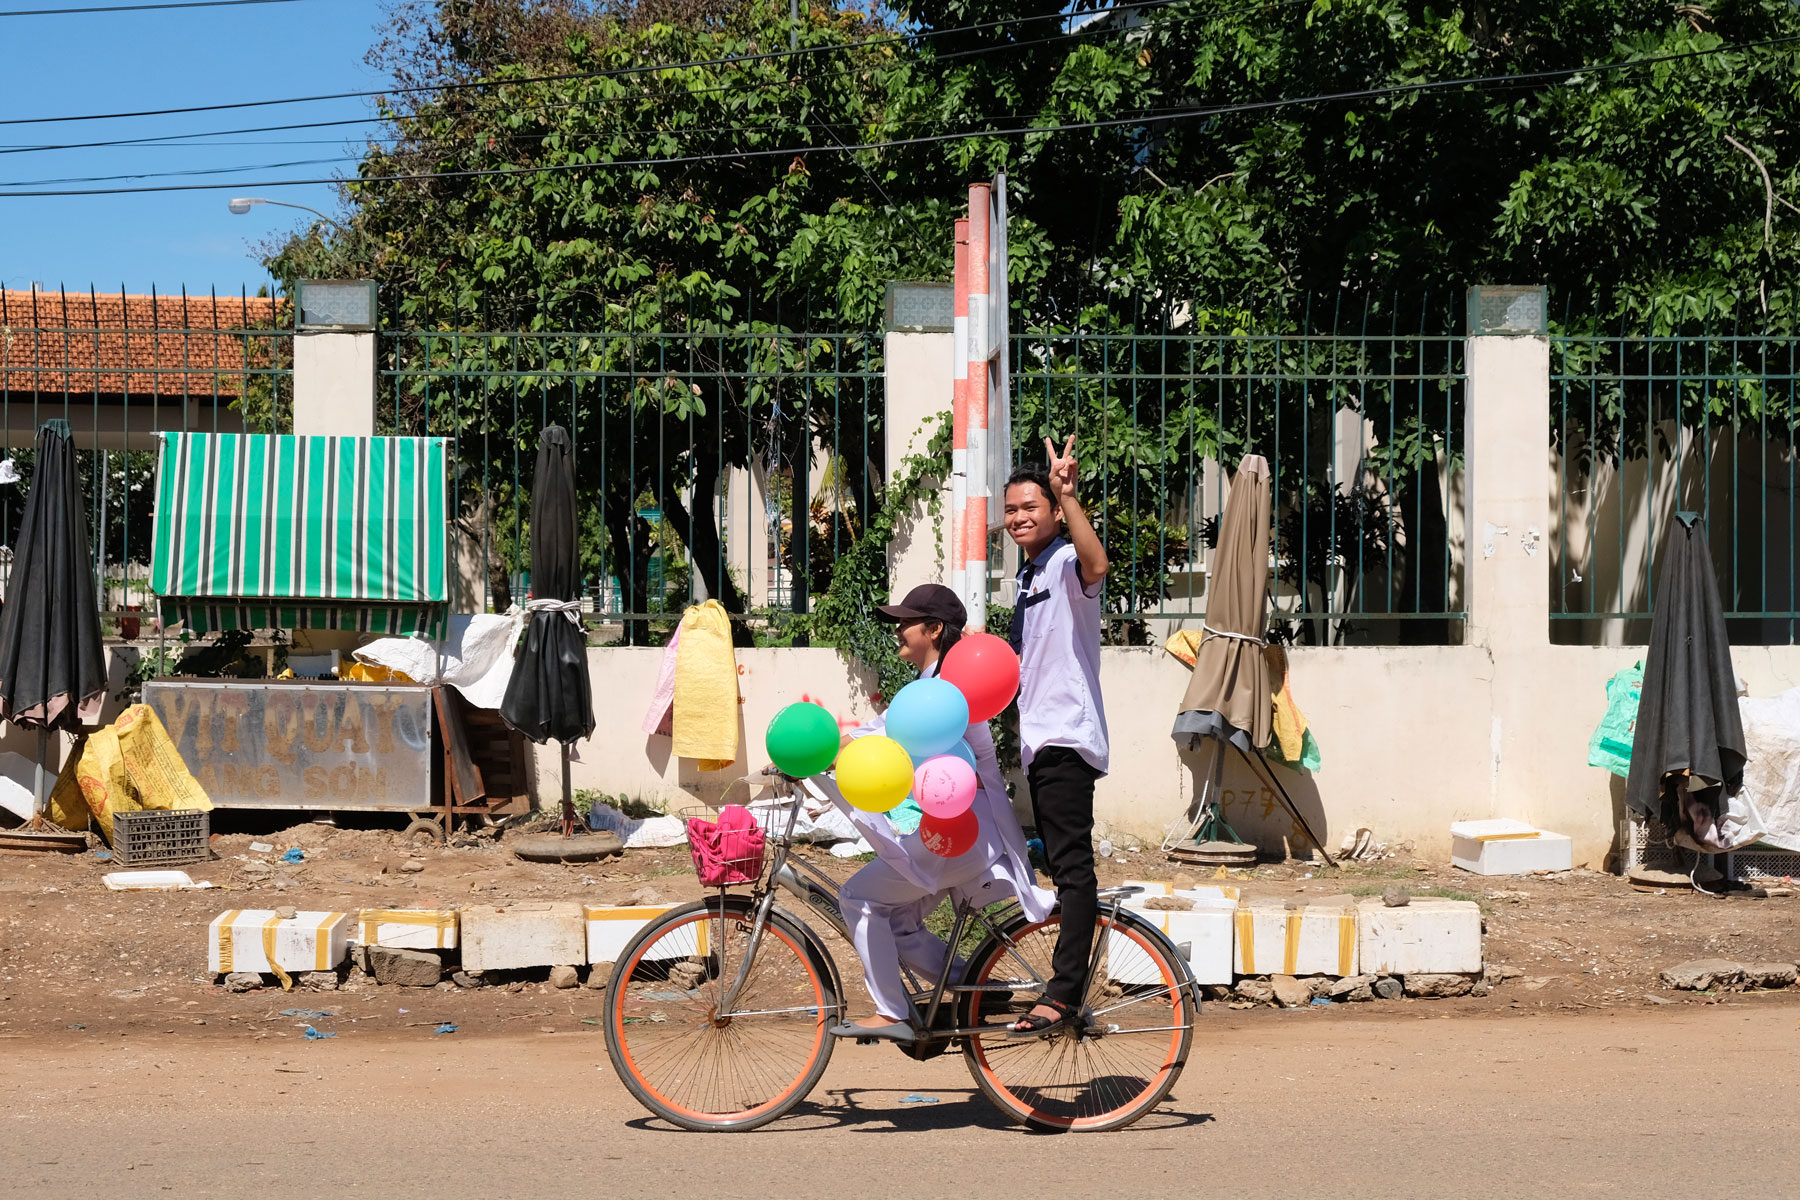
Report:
875,583,967,628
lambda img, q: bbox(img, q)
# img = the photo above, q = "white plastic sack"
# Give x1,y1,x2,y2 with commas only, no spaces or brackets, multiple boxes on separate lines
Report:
0,751,39,821
1735,686,1800,852
354,612,523,711
744,794,864,845
586,802,689,849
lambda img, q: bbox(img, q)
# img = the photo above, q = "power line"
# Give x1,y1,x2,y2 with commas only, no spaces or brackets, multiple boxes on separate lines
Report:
0,0,1173,127
0,0,298,15
1,31,1793,198
0,0,1299,157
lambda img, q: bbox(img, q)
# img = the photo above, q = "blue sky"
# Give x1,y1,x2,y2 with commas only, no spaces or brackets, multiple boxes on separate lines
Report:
0,0,384,294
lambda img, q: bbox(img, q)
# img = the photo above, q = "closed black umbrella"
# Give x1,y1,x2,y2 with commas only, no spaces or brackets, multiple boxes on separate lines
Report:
1625,515,1746,839
0,419,107,836
500,427,596,841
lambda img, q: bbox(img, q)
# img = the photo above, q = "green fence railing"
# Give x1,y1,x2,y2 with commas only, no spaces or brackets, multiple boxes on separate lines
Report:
382,322,884,632
1551,322,1800,645
1009,293,1467,645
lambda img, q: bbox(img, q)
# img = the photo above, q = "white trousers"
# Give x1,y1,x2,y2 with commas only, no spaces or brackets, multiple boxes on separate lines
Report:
840,852,1007,1020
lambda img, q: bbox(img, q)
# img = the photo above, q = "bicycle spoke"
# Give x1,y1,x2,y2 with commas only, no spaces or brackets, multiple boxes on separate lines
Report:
608,903,831,1128
964,913,1192,1131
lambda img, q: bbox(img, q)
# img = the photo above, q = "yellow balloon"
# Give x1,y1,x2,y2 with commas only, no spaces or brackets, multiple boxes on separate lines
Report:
836,735,914,812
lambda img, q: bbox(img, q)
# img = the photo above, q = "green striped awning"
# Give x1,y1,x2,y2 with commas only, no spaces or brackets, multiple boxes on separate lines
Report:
150,433,449,637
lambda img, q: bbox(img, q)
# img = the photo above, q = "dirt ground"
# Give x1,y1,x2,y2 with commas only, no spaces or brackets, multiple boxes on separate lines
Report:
4,1006,1798,1198
2,814,1797,1040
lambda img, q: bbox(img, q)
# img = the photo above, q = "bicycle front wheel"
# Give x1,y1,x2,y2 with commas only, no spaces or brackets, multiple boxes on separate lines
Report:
603,896,839,1132
961,907,1195,1132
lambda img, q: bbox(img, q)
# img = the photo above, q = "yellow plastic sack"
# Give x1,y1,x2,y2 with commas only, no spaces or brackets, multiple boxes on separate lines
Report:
344,661,413,684
671,600,739,771
49,704,212,841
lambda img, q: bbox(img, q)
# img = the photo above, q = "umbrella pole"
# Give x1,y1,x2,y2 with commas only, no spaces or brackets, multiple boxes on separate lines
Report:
1235,741,1336,868
32,726,45,819
559,743,575,838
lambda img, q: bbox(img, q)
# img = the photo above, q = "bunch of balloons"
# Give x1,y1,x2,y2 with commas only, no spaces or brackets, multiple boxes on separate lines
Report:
762,632,1021,857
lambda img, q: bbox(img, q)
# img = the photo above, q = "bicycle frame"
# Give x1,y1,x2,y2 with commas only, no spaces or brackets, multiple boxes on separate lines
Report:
731,771,1189,1043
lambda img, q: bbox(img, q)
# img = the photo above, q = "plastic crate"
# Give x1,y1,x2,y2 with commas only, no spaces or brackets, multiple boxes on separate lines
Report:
1622,814,1800,883
1619,815,1680,875
111,808,210,867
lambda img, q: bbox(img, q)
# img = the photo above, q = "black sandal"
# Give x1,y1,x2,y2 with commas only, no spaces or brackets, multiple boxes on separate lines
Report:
1007,997,1076,1038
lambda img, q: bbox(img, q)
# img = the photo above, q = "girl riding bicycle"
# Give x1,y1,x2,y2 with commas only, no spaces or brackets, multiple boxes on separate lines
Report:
820,583,1052,1044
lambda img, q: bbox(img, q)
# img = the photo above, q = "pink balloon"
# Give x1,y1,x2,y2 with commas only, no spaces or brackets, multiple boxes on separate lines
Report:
913,753,977,820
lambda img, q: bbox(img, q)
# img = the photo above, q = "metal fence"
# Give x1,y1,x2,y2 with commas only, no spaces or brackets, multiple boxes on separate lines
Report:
0,285,290,621
1008,294,1467,644
1551,320,1800,645
381,323,884,632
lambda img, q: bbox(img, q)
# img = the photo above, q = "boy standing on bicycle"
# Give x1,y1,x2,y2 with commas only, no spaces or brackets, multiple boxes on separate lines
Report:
1003,435,1109,1037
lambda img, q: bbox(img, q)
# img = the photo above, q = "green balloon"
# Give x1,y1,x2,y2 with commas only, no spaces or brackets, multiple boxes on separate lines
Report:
766,702,841,778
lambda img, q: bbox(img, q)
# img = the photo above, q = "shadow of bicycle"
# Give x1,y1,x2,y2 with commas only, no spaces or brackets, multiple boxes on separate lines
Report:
624,1085,1213,1136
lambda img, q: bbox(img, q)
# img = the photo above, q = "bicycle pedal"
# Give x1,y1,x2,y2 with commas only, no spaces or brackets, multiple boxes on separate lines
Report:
855,1036,879,1046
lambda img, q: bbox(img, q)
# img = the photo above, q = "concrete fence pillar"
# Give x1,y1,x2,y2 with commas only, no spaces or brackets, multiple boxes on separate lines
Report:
883,283,957,590
293,331,376,437
1461,286,1554,818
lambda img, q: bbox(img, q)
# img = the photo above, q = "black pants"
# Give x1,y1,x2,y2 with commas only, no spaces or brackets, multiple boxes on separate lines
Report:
1026,745,1100,1008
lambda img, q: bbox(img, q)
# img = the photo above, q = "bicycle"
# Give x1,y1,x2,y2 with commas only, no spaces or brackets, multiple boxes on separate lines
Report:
602,770,1200,1133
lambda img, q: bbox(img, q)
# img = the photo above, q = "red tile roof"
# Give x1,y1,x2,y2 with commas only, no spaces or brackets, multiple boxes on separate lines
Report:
0,290,289,399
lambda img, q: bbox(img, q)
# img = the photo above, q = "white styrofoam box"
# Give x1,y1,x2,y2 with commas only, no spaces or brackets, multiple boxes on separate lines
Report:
1112,894,1237,986
1450,819,1574,875
1357,897,1483,975
584,905,699,964
355,908,459,950
460,902,585,972
105,870,205,891
1232,900,1358,977
209,909,350,975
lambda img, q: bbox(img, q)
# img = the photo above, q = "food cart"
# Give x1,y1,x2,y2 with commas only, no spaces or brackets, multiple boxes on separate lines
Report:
143,432,530,839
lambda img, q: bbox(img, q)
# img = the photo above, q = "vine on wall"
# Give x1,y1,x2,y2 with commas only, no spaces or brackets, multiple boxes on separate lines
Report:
803,413,950,704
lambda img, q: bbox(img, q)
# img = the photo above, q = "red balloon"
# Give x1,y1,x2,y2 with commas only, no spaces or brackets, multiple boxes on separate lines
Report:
917,807,981,858
938,632,1020,723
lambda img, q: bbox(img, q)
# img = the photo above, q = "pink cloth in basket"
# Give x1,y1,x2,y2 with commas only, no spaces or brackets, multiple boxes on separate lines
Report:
687,804,765,886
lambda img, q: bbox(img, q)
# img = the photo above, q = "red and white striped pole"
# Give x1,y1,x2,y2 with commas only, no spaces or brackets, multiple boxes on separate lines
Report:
950,218,971,618
962,184,993,631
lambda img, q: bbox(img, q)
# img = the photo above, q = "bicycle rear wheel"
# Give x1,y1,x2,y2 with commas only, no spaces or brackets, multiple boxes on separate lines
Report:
961,907,1195,1132
604,896,839,1132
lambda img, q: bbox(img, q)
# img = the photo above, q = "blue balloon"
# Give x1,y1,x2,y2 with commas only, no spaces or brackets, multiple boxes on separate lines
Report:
884,677,970,761
942,739,978,773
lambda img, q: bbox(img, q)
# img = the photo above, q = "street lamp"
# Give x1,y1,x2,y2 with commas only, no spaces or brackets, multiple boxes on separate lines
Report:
227,196,346,232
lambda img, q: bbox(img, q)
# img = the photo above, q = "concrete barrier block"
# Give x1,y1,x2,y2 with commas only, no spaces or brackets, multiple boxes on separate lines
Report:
460,902,584,972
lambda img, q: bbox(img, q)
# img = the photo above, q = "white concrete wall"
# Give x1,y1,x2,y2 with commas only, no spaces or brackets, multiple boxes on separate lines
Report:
557,639,1800,868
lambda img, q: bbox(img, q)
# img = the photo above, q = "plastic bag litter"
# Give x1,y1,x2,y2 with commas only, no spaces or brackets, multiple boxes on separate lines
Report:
586,802,688,849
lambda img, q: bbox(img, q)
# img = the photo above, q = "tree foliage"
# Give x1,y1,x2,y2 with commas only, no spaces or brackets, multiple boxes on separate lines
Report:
266,0,1800,638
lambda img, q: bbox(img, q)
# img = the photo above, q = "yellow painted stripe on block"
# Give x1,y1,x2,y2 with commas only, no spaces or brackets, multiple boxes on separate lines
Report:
1474,831,1541,842
1282,913,1302,975
359,909,456,948
1338,912,1357,976
583,906,673,921
216,909,241,973
1234,909,1255,974
314,913,344,970
262,913,292,991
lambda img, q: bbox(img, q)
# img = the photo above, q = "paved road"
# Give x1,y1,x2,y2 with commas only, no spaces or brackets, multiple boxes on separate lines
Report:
3,1003,1792,1198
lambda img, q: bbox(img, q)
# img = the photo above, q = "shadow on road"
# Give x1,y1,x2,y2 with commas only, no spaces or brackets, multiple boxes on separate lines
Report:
624,1086,1213,1135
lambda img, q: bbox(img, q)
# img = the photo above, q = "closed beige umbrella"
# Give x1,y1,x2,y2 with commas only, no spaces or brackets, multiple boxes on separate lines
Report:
1179,454,1272,748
